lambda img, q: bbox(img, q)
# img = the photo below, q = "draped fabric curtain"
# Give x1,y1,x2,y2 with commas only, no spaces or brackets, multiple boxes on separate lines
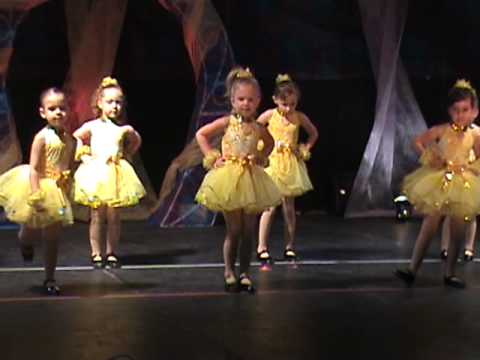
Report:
150,0,235,227
0,0,233,225
345,0,427,217
0,2,48,173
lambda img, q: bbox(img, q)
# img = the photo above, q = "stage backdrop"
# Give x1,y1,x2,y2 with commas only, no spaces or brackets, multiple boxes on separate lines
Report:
0,0,236,225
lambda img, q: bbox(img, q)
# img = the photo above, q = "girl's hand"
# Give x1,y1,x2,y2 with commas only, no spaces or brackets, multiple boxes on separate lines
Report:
428,152,445,169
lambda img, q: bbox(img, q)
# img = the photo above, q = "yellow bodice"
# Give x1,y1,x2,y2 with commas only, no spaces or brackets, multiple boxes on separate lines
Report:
42,127,67,180
221,115,260,159
437,126,475,166
89,119,125,161
268,109,299,149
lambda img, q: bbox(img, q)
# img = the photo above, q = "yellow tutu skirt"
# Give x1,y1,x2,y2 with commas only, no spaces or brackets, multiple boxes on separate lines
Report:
0,165,73,228
402,166,480,219
74,158,146,208
195,162,282,214
266,151,313,197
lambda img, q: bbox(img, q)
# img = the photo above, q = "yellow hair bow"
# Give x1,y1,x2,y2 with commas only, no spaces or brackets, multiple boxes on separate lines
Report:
101,76,119,88
454,79,477,96
276,73,292,84
235,68,253,79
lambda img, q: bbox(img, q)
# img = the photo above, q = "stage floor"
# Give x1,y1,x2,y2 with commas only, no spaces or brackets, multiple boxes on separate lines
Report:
0,214,479,360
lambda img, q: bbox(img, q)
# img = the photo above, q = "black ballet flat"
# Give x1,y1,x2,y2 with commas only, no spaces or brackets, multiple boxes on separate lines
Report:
464,249,474,262
444,276,466,289
20,243,34,262
238,274,255,294
394,268,415,286
440,249,448,261
284,248,297,262
257,250,274,265
105,253,121,269
224,275,238,293
43,279,60,296
91,254,104,269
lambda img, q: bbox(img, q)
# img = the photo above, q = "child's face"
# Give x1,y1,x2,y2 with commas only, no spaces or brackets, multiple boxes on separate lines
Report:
39,93,68,130
230,83,260,119
449,98,478,128
98,87,124,120
273,93,298,115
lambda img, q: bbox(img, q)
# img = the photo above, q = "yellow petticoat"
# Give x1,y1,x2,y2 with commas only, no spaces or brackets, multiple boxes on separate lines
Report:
74,158,146,208
402,166,480,219
195,161,282,214
0,165,73,228
266,148,313,197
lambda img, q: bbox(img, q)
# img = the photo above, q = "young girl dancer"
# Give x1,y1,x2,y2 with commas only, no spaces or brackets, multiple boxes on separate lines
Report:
195,67,282,292
395,79,480,288
257,74,318,264
73,76,146,269
0,87,75,295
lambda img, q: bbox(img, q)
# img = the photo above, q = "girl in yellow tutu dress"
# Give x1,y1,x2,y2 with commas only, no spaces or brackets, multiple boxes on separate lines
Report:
257,74,318,264
0,88,75,295
395,79,480,288
73,76,145,269
195,67,282,292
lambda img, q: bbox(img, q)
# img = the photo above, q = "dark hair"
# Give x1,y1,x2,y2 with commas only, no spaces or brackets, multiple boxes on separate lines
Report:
39,87,65,106
91,76,124,118
273,74,301,100
447,80,478,108
225,66,261,100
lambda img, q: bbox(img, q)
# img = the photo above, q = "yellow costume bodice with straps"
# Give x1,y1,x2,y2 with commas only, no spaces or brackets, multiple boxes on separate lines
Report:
268,109,300,151
436,125,474,166
221,115,261,160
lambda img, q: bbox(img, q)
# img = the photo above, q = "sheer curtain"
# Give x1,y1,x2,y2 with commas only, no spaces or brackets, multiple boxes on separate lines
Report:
150,0,235,227
345,0,427,217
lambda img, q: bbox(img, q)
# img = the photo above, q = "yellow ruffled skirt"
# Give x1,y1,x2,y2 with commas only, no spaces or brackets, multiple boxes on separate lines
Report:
195,162,282,214
266,150,313,197
402,166,480,219
0,165,73,228
74,158,146,208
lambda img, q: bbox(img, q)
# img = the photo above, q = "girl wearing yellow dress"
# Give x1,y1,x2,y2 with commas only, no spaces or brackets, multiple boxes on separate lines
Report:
0,88,75,295
195,67,282,292
395,79,480,288
257,74,318,264
73,77,145,269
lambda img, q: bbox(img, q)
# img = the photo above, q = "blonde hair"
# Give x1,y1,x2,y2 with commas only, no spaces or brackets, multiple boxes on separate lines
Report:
91,76,124,118
225,66,261,100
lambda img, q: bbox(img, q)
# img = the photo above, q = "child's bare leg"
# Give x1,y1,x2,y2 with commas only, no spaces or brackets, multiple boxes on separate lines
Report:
258,207,276,253
89,207,106,256
445,217,466,278
440,216,450,252
18,225,38,261
464,218,477,253
43,222,61,281
239,212,256,276
106,207,120,255
223,210,242,279
281,197,296,250
409,214,442,273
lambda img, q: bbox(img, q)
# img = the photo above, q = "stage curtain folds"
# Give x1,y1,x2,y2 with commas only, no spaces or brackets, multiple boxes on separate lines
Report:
345,0,427,218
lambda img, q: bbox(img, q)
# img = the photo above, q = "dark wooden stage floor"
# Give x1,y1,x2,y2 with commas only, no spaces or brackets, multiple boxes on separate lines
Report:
0,214,479,360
